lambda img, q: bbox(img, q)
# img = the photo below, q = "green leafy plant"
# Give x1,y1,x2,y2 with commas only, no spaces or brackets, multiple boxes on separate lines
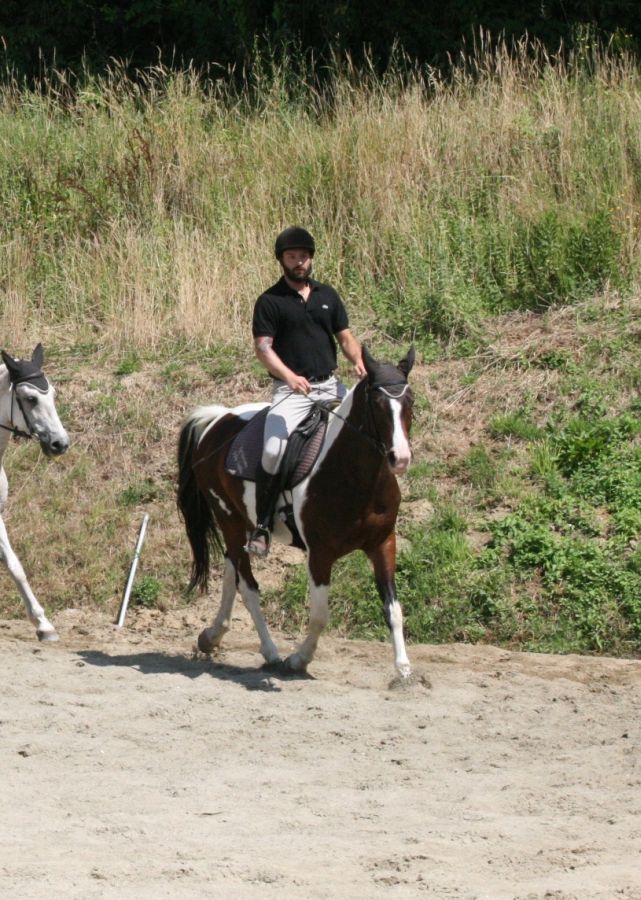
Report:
131,575,162,608
115,354,142,377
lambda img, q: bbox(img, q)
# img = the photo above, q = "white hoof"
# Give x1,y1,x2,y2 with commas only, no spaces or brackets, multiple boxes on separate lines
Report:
37,629,59,643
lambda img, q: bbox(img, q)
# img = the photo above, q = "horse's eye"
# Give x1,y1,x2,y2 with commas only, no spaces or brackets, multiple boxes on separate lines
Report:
28,396,38,406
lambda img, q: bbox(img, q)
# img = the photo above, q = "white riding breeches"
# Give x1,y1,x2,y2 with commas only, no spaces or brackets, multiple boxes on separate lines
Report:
261,375,346,475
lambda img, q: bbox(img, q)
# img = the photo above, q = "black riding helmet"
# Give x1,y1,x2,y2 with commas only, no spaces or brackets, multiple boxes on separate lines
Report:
275,226,315,259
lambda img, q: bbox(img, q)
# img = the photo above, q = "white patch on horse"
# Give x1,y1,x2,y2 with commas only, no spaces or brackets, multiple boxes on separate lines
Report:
292,388,354,544
389,398,412,474
241,480,257,525
388,598,411,677
233,402,269,420
240,478,292,543
195,402,268,446
286,577,330,671
208,488,231,516
237,574,280,664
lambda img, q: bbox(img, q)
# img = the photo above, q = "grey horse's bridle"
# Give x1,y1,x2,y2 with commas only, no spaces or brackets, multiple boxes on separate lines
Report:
0,374,50,441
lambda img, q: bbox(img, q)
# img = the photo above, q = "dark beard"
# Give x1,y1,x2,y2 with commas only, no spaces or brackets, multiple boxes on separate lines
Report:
282,261,312,284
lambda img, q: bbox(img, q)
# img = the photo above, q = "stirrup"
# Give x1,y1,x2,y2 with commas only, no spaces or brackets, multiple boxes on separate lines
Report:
245,526,271,558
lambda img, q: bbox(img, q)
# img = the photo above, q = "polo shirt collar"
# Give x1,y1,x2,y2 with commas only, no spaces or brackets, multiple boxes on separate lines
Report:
279,276,319,296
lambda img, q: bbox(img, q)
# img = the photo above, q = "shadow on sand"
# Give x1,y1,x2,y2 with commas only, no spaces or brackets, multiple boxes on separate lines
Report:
77,649,313,692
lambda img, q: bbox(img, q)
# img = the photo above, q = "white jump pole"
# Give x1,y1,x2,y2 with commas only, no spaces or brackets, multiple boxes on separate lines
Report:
116,513,150,627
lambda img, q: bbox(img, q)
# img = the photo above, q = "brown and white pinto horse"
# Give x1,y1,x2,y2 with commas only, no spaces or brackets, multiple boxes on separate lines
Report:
177,345,415,677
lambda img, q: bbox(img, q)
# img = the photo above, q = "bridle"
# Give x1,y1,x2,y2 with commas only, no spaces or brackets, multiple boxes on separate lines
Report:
192,375,412,469
0,373,50,441
362,381,412,460
312,378,412,459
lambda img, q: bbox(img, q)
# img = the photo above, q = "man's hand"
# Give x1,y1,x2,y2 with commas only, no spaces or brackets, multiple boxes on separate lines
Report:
286,374,311,394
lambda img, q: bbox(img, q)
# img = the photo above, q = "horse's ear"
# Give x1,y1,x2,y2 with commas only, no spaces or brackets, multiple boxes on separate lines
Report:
398,345,415,378
361,344,377,377
31,343,44,368
1,349,19,374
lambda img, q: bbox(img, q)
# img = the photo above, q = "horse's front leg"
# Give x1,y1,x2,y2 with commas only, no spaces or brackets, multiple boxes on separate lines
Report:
367,534,411,678
0,515,58,642
284,555,331,673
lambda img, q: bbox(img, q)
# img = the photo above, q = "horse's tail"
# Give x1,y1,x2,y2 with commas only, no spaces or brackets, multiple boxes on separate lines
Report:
177,408,225,593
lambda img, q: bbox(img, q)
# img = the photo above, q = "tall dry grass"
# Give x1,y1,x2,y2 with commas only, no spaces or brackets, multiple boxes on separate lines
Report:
0,41,640,352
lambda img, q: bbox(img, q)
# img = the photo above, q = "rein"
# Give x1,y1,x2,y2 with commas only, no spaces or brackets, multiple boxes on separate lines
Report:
192,376,411,469
312,380,411,459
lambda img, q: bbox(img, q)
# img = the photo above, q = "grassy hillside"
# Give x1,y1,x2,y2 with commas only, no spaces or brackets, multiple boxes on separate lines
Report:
3,290,641,657
2,44,641,655
1,43,640,352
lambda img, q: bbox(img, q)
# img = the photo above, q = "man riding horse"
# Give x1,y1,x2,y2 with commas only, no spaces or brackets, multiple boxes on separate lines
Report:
246,227,366,557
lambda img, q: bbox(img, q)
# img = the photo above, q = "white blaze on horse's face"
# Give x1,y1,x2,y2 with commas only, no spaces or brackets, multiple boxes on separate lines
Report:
15,383,70,457
388,396,412,475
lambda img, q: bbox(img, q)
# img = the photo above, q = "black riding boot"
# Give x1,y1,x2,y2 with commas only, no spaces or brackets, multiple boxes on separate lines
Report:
245,465,282,557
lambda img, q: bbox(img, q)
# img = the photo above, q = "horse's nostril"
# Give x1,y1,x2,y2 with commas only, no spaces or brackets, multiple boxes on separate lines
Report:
388,451,397,466
49,439,69,455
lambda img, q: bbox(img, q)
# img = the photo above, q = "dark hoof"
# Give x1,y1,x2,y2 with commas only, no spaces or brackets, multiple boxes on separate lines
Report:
261,659,285,674
37,630,59,643
197,632,214,654
282,655,314,679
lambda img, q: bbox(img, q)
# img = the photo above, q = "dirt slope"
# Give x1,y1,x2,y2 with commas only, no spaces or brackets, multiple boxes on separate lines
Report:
2,601,640,899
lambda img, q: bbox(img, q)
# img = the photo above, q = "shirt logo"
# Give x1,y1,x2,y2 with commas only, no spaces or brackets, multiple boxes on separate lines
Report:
322,304,329,309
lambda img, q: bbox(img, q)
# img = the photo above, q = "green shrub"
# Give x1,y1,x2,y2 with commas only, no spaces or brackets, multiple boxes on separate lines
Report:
115,354,142,376
131,575,162,608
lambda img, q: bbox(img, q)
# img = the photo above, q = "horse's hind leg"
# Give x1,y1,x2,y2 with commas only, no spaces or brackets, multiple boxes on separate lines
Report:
198,523,281,666
0,515,58,642
198,554,237,653
235,550,281,665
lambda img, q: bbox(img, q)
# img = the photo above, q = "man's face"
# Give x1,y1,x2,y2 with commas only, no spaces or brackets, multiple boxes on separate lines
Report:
280,248,313,283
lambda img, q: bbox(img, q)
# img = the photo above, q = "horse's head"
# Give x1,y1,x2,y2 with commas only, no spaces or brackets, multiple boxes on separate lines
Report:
1,344,70,456
362,344,415,476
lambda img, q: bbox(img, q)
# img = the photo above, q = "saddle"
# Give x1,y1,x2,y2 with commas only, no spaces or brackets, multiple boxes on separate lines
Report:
225,401,335,488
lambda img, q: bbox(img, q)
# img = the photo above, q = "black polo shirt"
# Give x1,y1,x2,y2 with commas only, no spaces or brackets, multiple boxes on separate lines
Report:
252,276,349,379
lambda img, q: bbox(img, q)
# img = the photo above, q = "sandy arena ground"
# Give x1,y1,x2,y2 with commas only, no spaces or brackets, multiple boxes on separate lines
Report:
1,601,640,900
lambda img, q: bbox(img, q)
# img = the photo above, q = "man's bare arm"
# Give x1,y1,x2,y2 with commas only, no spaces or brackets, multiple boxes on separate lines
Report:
336,329,366,378
253,336,311,394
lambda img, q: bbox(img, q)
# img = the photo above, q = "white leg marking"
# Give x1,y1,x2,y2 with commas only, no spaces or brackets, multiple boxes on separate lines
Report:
0,515,58,640
199,557,236,650
241,481,258,528
238,575,281,664
208,488,232,517
388,598,411,678
287,578,329,672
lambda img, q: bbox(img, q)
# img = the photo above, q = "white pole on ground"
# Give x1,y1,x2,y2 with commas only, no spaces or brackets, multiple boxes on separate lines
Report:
116,513,150,627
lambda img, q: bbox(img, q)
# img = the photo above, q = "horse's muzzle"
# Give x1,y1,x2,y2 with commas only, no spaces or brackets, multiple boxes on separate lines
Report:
41,436,70,457
388,450,411,475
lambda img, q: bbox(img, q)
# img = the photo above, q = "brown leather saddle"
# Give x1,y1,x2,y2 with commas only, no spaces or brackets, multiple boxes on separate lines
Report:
225,403,332,488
